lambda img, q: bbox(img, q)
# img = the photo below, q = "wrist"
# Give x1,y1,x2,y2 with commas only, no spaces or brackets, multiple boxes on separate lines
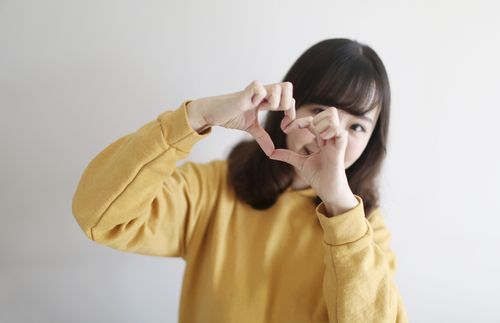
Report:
186,99,210,133
324,194,359,217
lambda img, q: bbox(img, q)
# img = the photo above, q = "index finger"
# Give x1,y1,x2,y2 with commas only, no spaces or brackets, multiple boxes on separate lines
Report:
284,98,296,121
283,116,316,136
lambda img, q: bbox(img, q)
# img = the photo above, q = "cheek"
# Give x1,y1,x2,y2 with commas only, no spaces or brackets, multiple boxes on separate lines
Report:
345,137,367,163
286,129,314,150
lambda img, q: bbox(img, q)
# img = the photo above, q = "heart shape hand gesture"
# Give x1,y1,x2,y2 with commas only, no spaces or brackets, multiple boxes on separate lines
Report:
270,107,357,210
186,80,359,215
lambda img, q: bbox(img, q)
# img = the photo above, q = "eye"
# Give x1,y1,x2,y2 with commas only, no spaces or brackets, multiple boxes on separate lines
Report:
351,124,366,133
312,107,324,114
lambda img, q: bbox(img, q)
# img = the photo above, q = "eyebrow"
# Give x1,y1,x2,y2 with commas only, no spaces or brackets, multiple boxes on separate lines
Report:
357,115,374,125
311,105,375,125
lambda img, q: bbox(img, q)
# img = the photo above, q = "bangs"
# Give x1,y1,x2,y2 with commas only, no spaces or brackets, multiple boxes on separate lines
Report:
304,57,384,116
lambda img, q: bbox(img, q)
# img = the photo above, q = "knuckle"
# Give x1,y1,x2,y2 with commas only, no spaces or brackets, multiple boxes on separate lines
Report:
283,81,293,90
259,83,267,93
252,81,265,94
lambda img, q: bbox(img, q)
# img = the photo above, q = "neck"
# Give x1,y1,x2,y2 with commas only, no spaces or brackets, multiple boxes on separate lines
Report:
291,172,310,190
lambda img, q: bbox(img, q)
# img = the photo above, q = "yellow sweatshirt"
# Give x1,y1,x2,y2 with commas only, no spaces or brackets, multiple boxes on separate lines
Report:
72,100,408,323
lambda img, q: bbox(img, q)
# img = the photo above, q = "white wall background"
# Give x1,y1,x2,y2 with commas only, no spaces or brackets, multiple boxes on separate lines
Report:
1,0,499,322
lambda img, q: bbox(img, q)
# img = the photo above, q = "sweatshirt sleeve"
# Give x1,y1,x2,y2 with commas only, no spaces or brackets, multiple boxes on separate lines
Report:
72,100,220,260
315,195,409,322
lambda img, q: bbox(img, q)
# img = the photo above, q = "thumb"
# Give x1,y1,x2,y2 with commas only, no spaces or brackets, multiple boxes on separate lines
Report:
324,129,349,160
247,125,275,157
330,129,348,151
269,148,306,170
244,81,267,107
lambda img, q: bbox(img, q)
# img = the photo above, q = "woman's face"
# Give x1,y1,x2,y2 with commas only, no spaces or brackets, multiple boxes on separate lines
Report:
285,103,381,169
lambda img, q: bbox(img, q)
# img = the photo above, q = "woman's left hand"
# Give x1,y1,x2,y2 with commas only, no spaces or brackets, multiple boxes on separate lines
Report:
270,107,359,217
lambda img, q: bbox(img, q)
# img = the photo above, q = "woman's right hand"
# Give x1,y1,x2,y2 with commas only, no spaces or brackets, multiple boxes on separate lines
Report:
186,80,296,156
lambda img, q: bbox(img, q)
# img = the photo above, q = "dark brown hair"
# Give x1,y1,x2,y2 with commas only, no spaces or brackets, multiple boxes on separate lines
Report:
227,38,391,216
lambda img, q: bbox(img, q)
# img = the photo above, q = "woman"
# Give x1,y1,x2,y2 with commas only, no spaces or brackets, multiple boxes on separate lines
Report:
72,38,408,322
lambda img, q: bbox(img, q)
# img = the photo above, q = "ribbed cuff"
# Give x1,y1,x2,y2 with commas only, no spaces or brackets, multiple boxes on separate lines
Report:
157,100,212,152
315,195,368,245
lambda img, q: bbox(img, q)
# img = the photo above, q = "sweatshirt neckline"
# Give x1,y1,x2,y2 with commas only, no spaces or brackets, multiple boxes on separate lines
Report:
285,186,317,198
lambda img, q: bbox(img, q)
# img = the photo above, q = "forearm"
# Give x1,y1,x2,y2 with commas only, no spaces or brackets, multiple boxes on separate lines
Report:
72,100,209,239
316,200,408,322
324,238,407,322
